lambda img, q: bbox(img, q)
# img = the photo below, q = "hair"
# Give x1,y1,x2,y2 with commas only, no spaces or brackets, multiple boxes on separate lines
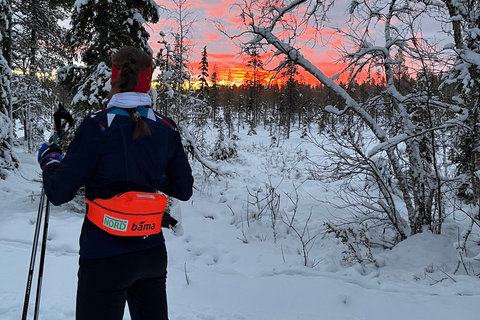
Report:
111,47,152,140
126,108,151,140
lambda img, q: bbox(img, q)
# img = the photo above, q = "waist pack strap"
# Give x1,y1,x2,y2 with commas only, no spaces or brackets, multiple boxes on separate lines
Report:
86,192,168,237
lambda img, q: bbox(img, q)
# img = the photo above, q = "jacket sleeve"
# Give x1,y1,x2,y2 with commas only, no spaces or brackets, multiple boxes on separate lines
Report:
158,130,194,201
43,117,102,206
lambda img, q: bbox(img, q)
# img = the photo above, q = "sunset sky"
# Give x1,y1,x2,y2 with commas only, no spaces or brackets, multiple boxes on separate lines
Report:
150,0,349,86
149,0,448,86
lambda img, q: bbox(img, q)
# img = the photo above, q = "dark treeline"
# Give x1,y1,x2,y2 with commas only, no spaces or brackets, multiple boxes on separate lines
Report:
189,53,452,143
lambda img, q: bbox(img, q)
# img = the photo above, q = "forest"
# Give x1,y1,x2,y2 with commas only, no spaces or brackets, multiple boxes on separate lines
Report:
1,0,480,274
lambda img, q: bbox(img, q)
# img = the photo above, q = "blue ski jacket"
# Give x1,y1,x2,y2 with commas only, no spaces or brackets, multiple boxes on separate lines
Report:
42,106,194,258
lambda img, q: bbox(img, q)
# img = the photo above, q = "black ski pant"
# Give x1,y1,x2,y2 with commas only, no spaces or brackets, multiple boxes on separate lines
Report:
76,243,168,320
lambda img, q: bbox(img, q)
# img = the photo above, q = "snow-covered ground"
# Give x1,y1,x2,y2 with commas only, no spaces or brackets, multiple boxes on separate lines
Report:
1,126,480,320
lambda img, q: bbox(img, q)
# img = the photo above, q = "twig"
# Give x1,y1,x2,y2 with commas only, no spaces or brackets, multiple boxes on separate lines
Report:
437,267,456,283
184,263,190,285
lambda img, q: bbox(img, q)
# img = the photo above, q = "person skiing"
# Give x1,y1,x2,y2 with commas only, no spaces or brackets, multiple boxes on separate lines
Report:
37,47,194,320
52,101,74,141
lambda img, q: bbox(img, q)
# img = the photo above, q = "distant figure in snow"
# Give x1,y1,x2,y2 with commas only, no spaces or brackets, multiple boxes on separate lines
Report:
53,101,74,140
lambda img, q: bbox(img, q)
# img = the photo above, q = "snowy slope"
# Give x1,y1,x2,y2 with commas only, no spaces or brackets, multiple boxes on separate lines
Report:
1,128,480,320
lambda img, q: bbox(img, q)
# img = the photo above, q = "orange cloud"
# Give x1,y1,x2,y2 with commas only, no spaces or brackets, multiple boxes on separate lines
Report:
152,0,351,86
202,32,223,42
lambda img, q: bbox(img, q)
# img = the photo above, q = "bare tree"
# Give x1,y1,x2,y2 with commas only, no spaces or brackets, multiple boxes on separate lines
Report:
156,0,228,177
218,0,471,247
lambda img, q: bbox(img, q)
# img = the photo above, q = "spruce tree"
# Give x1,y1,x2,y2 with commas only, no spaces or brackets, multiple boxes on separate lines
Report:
245,47,264,131
155,35,176,116
222,69,234,137
210,64,220,125
198,45,209,100
443,1,480,208
61,0,159,114
0,0,17,177
279,59,301,139
10,0,69,151
12,0,69,74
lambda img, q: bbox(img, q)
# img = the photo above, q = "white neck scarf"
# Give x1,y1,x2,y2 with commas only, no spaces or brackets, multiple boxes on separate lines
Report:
107,92,152,109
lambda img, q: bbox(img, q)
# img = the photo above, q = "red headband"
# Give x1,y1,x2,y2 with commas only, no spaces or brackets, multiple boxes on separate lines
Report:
111,61,153,93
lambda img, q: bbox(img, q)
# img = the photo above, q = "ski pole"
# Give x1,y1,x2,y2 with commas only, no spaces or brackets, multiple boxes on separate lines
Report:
33,198,51,320
32,134,59,319
21,187,47,320
23,118,62,319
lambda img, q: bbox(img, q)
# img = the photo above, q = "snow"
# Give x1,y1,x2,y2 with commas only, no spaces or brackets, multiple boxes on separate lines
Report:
1,126,480,320
73,0,88,13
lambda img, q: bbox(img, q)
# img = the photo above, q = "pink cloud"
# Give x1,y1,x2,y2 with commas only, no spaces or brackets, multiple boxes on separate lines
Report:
151,0,351,84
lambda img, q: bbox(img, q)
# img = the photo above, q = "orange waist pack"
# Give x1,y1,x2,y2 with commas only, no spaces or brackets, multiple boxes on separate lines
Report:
86,192,168,236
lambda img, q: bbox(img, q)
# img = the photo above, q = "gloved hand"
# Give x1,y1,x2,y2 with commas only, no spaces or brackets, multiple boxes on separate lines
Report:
38,143,63,169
